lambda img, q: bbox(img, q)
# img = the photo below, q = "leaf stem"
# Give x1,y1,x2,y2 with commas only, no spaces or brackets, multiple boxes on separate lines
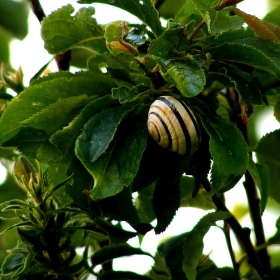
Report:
201,179,265,277
187,20,205,43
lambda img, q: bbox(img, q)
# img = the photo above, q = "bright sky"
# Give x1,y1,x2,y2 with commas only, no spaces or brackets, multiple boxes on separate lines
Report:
1,0,280,276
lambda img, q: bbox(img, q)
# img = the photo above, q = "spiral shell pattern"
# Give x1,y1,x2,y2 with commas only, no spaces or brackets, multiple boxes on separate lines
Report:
147,96,201,155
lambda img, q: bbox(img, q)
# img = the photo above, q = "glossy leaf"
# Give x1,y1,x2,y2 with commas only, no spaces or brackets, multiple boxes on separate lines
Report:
76,109,148,200
189,98,248,194
208,42,280,80
255,130,280,204
150,55,206,97
0,72,116,146
50,95,118,154
41,5,106,54
182,211,230,280
78,0,163,37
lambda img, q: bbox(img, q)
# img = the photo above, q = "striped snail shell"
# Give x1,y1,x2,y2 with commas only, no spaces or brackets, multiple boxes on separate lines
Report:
147,96,201,155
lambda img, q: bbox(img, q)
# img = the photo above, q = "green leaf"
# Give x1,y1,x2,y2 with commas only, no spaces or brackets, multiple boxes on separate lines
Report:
41,5,106,54
148,21,190,58
232,38,280,69
182,211,231,280
88,52,152,87
180,176,214,210
112,84,151,103
90,243,153,269
78,0,163,37
190,98,248,194
50,95,118,154
76,108,148,200
247,157,269,215
0,0,29,40
22,94,93,135
150,55,206,97
226,64,263,115
153,153,191,234
207,42,280,80
192,0,243,34
255,130,280,204
0,72,116,146
76,105,131,163
158,233,188,280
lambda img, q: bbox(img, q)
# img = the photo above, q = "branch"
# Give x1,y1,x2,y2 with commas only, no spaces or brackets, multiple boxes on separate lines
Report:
236,107,271,273
201,179,265,277
29,0,72,71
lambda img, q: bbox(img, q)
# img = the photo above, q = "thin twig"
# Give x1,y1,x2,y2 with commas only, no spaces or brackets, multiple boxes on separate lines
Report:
202,179,265,277
187,20,205,43
224,221,239,271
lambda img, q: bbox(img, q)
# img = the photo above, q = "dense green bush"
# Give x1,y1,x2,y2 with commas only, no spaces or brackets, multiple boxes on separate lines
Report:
0,0,280,279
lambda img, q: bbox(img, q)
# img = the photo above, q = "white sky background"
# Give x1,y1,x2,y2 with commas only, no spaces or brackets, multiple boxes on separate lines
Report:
1,0,279,276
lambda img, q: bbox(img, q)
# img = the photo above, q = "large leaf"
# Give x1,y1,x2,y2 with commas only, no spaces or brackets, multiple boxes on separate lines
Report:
41,5,106,54
187,98,248,194
150,55,206,97
182,211,230,280
0,72,115,146
207,42,280,80
255,130,280,204
75,108,148,200
78,0,163,37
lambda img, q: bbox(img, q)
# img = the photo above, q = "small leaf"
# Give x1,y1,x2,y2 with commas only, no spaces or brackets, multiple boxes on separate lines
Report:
255,130,280,204
207,42,280,80
275,100,280,122
90,243,153,269
232,7,278,41
41,5,106,54
247,157,269,214
191,0,243,34
150,55,206,97
182,211,231,280
78,0,163,37
148,21,190,58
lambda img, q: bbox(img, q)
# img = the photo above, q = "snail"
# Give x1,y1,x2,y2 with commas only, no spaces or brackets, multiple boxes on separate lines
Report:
147,96,201,155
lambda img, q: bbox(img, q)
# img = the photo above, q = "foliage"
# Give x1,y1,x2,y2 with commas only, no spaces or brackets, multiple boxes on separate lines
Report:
0,0,280,279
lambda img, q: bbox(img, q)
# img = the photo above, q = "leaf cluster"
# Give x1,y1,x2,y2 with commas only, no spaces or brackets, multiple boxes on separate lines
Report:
0,0,280,279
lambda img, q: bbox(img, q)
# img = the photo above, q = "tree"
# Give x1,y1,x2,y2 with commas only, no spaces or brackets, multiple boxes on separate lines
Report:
0,0,280,279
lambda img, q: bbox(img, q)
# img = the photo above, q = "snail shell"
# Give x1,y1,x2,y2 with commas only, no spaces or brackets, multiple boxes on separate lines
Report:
147,96,201,155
